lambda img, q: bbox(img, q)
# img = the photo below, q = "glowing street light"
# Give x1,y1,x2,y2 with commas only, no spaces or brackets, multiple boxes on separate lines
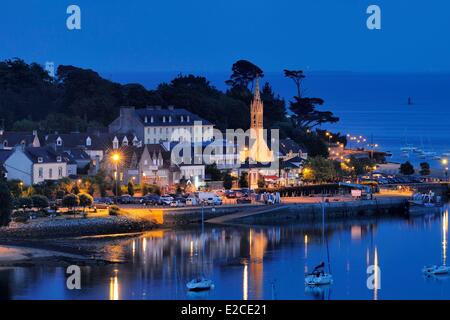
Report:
111,152,121,202
442,158,449,180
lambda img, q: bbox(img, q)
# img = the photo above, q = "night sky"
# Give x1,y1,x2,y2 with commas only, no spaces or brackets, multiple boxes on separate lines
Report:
1,0,449,73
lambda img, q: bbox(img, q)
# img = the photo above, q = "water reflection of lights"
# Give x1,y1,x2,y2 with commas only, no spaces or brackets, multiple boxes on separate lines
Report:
109,270,119,300
132,240,136,257
243,264,248,300
304,234,308,258
143,238,147,253
443,210,448,266
374,247,379,301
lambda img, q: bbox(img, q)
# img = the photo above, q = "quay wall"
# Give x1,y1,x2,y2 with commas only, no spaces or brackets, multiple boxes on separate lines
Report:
120,198,409,226
232,198,409,224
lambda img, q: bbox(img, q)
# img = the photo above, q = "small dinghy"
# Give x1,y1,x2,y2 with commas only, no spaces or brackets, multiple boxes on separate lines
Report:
305,273,333,286
422,265,450,275
186,277,214,291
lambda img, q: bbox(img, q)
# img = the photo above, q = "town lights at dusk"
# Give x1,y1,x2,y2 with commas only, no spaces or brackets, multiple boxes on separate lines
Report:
1,0,450,312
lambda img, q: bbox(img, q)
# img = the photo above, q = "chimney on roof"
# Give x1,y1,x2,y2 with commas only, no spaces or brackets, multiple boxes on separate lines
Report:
168,105,174,110
155,106,162,110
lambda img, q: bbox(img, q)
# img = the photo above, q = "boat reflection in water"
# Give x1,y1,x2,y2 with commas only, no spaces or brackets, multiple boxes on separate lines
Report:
2,204,450,300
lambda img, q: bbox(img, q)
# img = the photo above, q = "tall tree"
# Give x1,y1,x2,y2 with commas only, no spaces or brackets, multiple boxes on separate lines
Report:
225,60,264,90
284,69,305,98
400,161,415,175
289,97,339,129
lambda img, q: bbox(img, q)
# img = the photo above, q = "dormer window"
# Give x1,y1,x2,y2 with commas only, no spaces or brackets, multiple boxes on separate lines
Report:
150,116,154,123
180,115,184,123
86,137,92,146
38,157,43,163
122,136,128,146
56,137,62,146
163,116,166,123
132,136,139,146
144,116,148,123
187,115,190,122
57,156,62,162
113,137,119,149
169,116,172,123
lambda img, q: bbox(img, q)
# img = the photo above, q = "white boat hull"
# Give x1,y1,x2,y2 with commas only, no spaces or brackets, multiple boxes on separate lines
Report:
186,278,214,291
422,265,450,275
305,273,333,286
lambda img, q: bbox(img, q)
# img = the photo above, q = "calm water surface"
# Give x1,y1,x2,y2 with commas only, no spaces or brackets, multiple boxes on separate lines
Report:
1,204,449,300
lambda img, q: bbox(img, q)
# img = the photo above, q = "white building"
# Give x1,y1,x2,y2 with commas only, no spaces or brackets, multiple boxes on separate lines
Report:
1,146,68,185
108,106,214,144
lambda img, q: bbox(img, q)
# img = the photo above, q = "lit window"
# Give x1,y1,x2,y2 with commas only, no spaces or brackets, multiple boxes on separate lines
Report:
56,137,62,146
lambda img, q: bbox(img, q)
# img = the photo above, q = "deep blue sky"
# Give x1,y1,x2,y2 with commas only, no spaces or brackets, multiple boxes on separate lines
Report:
1,0,450,73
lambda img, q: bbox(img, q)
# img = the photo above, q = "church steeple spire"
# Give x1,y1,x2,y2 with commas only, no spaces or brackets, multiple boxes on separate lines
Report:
254,76,261,101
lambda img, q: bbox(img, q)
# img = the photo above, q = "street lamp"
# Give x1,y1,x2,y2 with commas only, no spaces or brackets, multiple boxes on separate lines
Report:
111,152,121,202
442,158,448,181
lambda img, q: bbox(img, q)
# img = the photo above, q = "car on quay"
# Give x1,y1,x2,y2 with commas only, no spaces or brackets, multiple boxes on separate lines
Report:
140,194,160,205
237,196,252,204
186,197,200,206
170,198,186,207
117,194,133,204
159,195,174,206
204,196,223,206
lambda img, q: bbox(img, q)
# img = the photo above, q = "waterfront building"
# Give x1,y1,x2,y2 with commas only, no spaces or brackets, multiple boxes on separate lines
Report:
1,146,68,185
108,106,214,144
104,143,205,189
238,78,275,189
239,78,274,164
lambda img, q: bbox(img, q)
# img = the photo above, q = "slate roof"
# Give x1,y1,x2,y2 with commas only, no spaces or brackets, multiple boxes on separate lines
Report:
135,107,213,126
279,138,305,156
0,131,38,148
24,146,67,164
45,132,139,151
45,133,112,150
281,156,305,169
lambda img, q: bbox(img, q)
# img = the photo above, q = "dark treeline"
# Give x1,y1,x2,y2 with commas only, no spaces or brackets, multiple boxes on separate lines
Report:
0,58,343,157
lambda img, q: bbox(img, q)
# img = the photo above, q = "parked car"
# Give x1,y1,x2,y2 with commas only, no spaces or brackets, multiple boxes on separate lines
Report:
237,196,252,204
159,195,174,205
170,198,186,207
117,194,133,204
225,190,237,199
204,196,222,206
140,194,160,205
186,197,200,206
93,201,109,209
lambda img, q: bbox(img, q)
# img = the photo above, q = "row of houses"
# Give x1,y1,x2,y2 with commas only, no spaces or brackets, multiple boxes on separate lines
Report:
1,91,308,189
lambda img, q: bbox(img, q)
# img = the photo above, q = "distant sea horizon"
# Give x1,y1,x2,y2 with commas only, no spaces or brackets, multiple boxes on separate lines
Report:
103,71,450,169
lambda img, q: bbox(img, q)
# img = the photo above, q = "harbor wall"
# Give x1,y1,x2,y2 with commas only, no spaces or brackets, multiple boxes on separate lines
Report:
121,198,409,226
229,198,409,224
